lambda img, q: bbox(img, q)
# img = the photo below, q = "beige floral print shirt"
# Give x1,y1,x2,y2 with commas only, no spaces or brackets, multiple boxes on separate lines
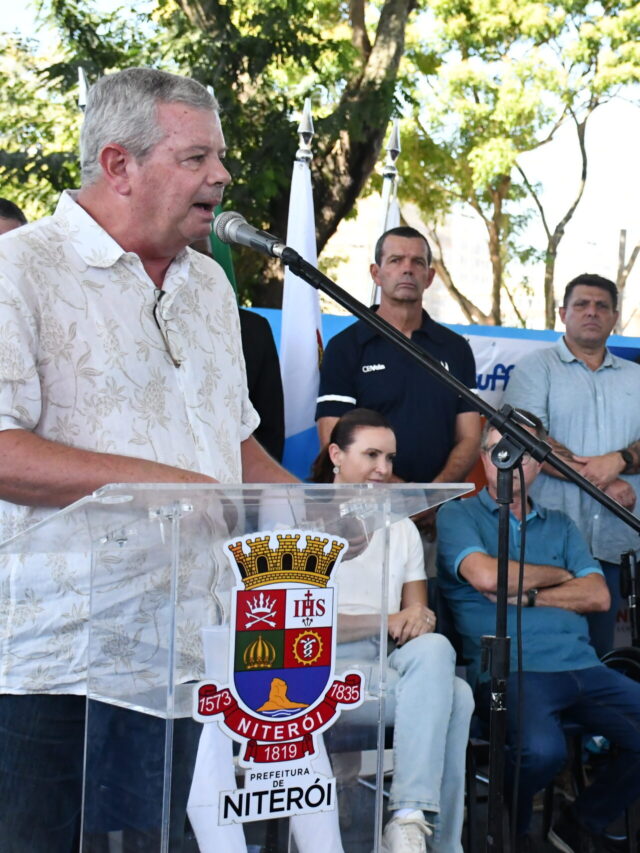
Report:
0,191,259,694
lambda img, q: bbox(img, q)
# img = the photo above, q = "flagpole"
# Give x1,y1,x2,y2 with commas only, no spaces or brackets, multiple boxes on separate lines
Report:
370,120,401,305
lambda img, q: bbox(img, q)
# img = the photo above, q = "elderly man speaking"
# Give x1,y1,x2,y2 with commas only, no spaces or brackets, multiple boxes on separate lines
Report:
0,68,294,852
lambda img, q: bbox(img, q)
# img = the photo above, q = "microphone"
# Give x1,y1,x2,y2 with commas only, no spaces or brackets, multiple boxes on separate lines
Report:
213,211,287,258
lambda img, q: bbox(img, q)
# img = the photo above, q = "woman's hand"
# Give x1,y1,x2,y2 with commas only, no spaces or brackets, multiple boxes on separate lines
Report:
388,603,436,646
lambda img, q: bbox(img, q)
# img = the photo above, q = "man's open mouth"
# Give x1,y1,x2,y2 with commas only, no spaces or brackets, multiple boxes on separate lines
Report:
194,202,214,212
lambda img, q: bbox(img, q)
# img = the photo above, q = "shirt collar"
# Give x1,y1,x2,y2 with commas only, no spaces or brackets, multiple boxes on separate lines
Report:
54,190,190,282
477,486,546,521
556,335,617,369
355,307,445,344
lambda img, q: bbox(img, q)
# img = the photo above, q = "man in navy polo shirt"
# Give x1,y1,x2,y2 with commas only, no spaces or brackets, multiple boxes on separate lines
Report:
437,415,640,852
315,226,480,489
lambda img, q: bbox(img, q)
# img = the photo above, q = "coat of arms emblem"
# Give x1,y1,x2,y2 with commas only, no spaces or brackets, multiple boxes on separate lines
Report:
193,529,364,823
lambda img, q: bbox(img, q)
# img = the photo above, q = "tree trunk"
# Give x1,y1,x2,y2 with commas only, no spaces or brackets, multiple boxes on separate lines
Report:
487,221,503,325
615,228,640,332
311,0,417,250
544,234,561,329
226,0,417,305
471,175,509,325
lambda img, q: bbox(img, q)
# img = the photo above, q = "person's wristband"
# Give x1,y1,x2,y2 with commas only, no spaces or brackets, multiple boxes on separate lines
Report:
527,588,539,607
618,448,634,475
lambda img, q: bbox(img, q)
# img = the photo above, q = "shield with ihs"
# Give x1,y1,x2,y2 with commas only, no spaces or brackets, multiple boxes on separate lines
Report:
227,531,345,719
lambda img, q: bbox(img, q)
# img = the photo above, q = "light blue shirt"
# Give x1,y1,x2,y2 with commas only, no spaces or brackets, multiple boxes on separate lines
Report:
436,489,603,687
503,337,640,563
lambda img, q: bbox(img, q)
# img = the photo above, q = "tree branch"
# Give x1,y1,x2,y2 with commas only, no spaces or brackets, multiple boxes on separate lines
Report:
427,228,494,325
552,107,589,237
516,163,551,239
502,280,527,327
349,0,371,59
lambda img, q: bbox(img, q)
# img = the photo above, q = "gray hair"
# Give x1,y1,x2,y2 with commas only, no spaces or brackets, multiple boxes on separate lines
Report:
80,67,218,186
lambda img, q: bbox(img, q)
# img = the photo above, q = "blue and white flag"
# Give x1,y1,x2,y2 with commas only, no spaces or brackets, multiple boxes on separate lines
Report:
279,158,323,480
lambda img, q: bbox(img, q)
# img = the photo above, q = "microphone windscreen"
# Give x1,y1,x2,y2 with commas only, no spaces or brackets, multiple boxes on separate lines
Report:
213,210,244,244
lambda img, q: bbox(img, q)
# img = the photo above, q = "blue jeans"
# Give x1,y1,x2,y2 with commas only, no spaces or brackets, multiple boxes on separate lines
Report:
338,632,474,852
587,560,621,658
0,694,200,852
479,665,640,836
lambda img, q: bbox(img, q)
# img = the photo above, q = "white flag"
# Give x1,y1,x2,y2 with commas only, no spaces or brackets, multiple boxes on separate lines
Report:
280,159,323,479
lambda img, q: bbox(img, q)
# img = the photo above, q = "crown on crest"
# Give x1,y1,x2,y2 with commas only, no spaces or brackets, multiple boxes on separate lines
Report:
243,634,277,670
228,533,345,590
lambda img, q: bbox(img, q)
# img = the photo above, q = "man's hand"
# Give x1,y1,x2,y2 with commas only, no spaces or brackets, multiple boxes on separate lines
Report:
572,451,625,490
604,478,636,509
388,603,436,646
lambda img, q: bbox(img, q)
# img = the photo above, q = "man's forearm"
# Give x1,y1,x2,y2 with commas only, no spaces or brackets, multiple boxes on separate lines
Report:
541,435,581,479
506,559,571,594
433,411,481,483
241,436,298,483
0,428,217,508
513,561,573,593
535,574,610,613
460,551,572,595
432,437,479,484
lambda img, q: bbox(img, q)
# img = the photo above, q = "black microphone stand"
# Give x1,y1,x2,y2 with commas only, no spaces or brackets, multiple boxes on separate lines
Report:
273,245,640,852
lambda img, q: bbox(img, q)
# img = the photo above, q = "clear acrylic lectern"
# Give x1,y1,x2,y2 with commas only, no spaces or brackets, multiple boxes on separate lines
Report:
0,482,471,852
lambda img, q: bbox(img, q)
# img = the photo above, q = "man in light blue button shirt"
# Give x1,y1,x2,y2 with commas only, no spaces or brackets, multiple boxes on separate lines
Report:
503,274,640,656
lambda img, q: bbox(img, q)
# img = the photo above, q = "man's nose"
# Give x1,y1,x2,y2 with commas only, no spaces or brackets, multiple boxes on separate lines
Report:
207,159,231,187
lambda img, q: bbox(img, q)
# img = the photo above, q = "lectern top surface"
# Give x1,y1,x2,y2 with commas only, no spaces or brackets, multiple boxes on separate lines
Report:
0,482,473,555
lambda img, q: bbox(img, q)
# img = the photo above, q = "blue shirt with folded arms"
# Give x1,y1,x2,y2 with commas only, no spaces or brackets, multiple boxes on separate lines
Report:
436,488,603,687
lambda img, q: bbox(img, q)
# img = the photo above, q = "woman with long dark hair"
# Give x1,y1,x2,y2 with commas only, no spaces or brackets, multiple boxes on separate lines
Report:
312,409,474,853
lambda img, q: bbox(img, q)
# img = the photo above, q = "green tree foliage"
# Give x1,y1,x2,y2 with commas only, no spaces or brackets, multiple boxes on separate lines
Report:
0,36,82,221
0,0,418,305
398,0,640,327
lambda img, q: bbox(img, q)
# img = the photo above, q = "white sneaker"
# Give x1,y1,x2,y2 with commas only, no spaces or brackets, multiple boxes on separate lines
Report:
381,810,433,853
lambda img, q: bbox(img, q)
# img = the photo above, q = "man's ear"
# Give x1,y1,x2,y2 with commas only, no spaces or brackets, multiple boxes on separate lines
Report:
558,305,567,324
99,143,134,195
425,267,436,290
370,262,381,285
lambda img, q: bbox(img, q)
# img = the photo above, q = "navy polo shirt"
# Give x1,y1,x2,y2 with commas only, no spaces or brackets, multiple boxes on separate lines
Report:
315,310,477,482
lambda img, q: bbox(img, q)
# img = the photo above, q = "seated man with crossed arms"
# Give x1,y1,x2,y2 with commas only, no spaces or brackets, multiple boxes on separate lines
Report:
437,413,640,853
